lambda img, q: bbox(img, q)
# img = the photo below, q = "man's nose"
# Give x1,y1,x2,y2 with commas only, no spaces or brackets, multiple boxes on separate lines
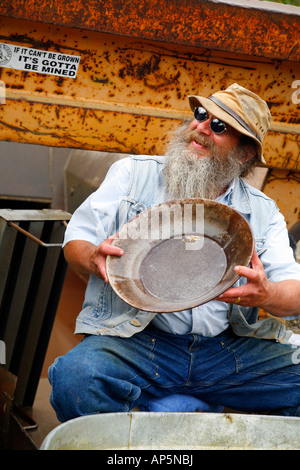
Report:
196,119,212,136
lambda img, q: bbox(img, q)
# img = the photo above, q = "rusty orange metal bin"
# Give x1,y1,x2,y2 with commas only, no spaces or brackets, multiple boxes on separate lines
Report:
0,0,299,227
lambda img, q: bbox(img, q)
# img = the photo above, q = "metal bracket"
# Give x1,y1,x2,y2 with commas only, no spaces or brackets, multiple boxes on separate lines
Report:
7,221,66,248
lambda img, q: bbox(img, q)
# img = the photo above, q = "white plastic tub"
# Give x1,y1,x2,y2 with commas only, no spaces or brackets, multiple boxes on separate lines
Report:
40,412,300,450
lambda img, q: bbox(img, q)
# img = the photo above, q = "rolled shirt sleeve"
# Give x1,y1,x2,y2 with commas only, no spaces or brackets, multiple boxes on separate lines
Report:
63,157,132,247
260,207,300,282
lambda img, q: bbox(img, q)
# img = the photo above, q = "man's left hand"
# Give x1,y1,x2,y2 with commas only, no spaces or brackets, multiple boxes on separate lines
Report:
215,249,271,307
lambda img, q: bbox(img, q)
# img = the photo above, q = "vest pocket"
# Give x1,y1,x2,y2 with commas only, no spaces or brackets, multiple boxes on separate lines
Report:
108,285,140,317
93,281,110,319
92,283,137,320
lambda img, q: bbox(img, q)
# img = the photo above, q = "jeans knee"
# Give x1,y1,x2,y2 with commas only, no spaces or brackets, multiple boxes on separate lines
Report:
48,351,142,422
48,360,65,422
48,353,94,422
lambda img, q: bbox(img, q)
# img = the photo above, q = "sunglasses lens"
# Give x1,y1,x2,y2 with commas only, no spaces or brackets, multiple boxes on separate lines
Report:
210,118,227,134
194,107,227,134
194,107,208,122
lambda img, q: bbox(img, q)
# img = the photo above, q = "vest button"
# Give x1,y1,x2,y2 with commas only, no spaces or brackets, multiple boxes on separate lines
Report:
130,319,142,327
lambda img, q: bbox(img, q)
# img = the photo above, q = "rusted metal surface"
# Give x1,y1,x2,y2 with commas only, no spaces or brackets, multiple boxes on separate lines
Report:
262,169,300,229
0,0,299,232
0,13,299,171
0,0,299,61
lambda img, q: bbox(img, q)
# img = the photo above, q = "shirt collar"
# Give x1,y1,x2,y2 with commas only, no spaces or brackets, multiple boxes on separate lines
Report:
216,179,235,202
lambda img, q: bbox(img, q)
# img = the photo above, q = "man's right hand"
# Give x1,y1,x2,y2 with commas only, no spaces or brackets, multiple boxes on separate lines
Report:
63,236,124,283
89,236,124,282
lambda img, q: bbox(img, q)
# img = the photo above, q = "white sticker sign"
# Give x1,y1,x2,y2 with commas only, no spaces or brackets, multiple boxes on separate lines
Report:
0,42,80,79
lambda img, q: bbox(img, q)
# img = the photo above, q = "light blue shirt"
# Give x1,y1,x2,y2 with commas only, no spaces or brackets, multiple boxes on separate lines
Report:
64,156,300,338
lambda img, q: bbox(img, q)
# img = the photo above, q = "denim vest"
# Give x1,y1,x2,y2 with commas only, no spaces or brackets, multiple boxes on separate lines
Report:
74,155,292,344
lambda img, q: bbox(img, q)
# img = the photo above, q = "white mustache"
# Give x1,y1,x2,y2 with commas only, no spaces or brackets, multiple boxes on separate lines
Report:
187,131,215,151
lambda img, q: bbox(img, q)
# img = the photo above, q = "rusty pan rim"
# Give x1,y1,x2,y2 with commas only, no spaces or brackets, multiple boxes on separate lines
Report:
106,198,254,312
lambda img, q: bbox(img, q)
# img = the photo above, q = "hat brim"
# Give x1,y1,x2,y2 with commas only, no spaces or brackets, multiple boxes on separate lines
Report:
188,95,265,164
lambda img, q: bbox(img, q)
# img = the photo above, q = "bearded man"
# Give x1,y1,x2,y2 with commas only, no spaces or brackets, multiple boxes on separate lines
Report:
49,84,300,422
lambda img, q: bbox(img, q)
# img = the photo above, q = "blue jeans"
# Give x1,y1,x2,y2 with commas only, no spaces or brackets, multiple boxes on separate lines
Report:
48,327,300,422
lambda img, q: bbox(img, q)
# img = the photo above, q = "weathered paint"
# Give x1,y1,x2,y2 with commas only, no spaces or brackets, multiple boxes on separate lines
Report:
0,15,299,170
262,169,300,229
0,0,299,225
0,0,299,61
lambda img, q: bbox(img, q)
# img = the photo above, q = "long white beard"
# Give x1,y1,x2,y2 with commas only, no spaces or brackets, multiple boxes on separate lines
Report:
163,121,244,200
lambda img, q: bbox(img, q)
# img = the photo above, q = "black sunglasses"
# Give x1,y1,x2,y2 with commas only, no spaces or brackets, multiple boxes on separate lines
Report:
193,107,227,134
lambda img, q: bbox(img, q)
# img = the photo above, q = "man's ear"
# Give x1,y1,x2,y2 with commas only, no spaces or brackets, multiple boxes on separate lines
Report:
241,142,257,163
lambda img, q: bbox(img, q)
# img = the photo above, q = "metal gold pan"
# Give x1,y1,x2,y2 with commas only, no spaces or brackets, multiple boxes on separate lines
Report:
106,199,254,312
